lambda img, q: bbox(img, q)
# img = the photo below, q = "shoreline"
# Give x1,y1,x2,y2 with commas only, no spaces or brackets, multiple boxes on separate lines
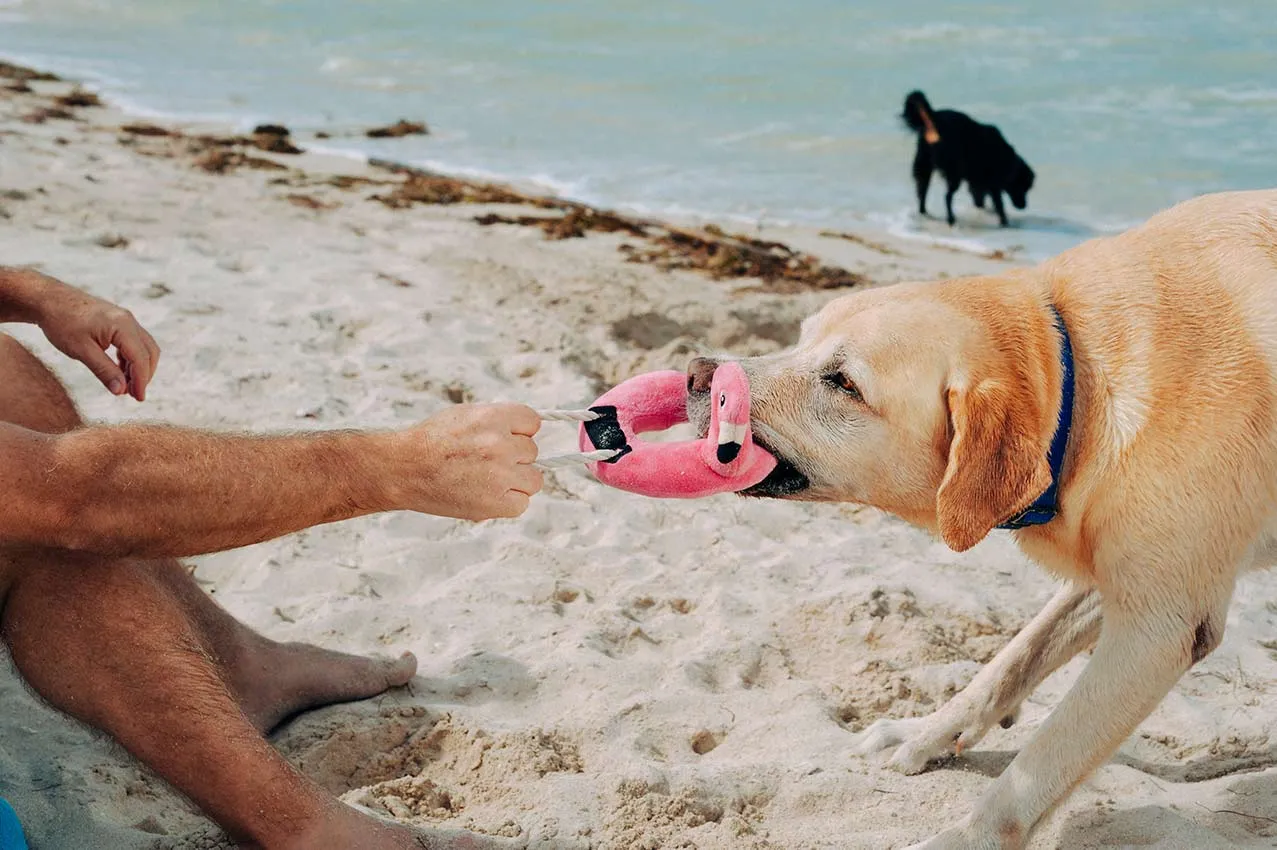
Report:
3,59,1276,850
1,50,1031,273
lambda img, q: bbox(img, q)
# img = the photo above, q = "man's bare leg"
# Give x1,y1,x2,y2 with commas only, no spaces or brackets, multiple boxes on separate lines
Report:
4,550,323,846
1,549,511,849
147,560,418,733
0,334,496,848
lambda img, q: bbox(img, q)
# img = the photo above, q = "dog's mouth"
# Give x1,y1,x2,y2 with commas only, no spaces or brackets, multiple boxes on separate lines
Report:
688,384,811,497
1011,194,1028,210
740,434,810,498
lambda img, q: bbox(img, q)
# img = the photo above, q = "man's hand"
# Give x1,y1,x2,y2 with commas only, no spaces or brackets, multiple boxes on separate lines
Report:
29,273,161,401
398,403,543,521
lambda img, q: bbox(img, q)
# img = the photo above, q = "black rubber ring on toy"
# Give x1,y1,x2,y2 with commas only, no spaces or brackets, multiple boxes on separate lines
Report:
582,405,632,464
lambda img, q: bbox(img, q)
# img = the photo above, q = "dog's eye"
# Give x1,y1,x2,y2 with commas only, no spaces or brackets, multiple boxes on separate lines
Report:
823,372,864,403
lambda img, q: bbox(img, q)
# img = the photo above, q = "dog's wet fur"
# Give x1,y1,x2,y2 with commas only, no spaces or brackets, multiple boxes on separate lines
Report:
902,89,1035,227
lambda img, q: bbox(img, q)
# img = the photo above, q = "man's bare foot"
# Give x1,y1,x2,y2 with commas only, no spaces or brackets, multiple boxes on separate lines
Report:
278,805,520,850
227,638,418,732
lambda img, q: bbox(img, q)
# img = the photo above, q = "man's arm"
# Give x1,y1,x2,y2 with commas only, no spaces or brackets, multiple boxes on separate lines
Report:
0,266,45,323
0,404,542,560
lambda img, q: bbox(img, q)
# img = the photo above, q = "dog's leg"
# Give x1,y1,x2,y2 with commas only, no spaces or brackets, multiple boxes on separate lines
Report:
991,191,1009,227
905,575,1233,850
855,583,1100,774
970,186,987,209
913,143,933,216
944,176,961,226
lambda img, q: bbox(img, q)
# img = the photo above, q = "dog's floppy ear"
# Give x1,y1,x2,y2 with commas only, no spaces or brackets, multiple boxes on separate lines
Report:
935,375,1050,552
1007,155,1034,188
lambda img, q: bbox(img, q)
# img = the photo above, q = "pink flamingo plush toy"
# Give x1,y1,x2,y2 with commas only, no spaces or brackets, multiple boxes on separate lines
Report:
577,361,776,498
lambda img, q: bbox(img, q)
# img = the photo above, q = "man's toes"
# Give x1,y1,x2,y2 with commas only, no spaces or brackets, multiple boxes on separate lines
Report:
265,646,419,720
337,650,417,700
381,651,417,689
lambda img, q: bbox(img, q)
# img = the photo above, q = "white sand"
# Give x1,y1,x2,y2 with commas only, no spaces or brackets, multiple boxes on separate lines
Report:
1,76,1276,850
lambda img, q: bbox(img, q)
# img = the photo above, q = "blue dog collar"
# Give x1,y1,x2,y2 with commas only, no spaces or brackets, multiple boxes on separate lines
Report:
998,305,1074,530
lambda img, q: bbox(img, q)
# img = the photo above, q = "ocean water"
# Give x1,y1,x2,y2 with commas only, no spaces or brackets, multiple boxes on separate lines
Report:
2,0,1274,259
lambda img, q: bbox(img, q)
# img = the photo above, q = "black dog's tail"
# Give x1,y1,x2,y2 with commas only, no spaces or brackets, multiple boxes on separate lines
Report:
901,90,932,133
902,90,941,144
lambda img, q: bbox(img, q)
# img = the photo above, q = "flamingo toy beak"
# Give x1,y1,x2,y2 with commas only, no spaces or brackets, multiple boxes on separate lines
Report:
716,420,746,463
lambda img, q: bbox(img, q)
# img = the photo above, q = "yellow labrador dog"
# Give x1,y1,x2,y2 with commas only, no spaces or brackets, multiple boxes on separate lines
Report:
687,188,1277,849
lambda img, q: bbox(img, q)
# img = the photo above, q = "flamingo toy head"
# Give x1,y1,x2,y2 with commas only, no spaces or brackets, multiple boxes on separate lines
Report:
706,361,754,471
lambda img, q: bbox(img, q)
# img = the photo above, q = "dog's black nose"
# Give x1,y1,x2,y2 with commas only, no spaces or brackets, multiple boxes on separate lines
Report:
687,357,719,394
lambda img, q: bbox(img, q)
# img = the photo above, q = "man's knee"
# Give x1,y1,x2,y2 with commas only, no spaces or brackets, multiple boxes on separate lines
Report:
0,333,83,433
3,551,189,692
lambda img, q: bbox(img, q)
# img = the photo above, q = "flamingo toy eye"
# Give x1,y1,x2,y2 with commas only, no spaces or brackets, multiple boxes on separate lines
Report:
719,392,726,408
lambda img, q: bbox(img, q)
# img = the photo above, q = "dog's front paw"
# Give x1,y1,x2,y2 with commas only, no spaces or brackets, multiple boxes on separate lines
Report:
853,716,933,759
854,702,1000,775
853,716,954,775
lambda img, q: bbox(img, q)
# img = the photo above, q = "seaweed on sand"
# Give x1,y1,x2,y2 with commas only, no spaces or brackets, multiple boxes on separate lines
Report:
368,161,865,292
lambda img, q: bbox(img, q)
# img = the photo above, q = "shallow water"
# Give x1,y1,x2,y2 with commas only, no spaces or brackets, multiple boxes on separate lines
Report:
3,0,1274,258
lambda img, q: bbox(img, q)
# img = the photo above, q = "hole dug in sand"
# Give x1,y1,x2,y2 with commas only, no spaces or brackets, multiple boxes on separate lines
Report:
553,586,581,604
690,729,722,755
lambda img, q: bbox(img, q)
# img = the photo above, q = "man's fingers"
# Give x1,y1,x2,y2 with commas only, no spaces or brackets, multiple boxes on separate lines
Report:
505,404,542,437
142,326,161,370
125,322,161,400
498,490,532,518
76,343,128,395
511,465,544,497
513,435,539,464
114,332,154,401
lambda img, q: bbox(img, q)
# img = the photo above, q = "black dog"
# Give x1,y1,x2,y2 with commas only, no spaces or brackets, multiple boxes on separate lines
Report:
901,90,1034,227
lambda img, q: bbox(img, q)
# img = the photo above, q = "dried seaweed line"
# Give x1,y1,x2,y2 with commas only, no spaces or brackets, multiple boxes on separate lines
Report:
366,157,867,292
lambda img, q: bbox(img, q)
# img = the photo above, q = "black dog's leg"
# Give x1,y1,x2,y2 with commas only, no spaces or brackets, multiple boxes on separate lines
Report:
912,144,933,216
991,191,1010,227
970,185,987,209
944,176,961,226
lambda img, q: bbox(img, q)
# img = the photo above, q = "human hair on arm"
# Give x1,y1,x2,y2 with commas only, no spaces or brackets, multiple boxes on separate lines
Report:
0,402,543,559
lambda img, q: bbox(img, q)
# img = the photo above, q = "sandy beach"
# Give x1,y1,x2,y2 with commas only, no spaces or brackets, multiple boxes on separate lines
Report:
2,68,1277,850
